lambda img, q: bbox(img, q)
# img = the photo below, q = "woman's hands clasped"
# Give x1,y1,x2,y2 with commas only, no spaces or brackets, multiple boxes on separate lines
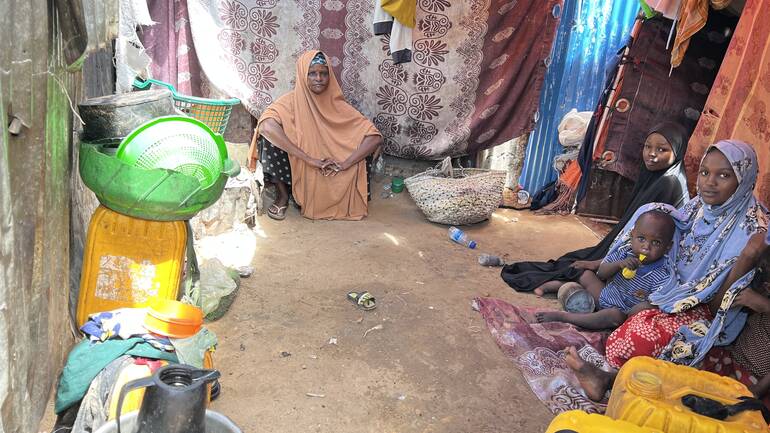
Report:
318,159,352,176
305,157,346,176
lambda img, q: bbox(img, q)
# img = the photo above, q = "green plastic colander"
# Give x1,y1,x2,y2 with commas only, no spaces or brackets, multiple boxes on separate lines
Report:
116,116,228,189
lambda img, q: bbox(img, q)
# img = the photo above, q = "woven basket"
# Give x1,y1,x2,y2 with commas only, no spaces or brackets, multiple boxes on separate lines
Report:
133,78,240,134
405,159,506,225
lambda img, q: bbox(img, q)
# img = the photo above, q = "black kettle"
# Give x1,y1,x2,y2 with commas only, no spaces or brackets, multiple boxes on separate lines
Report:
116,364,221,433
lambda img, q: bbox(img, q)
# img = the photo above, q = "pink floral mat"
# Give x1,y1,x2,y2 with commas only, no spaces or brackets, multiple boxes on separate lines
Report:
474,297,610,414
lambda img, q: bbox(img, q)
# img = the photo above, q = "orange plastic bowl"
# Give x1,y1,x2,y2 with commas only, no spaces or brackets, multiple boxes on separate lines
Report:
144,298,203,338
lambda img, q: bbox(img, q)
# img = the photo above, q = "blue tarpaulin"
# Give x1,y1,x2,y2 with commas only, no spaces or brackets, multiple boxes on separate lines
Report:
519,0,639,194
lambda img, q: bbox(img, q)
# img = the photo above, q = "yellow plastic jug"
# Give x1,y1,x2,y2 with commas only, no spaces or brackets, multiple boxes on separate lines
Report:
546,410,664,433
108,352,215,419
606,356,768,433
108,361,168,419
76,206,186,326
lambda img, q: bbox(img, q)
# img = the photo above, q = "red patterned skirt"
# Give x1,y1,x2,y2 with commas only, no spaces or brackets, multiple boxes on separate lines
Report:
605,305,713,369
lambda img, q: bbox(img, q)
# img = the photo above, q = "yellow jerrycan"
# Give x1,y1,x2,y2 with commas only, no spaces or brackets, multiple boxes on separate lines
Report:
546,410,664,433
108,351,215,419
606,356,768,433
76,206,186,326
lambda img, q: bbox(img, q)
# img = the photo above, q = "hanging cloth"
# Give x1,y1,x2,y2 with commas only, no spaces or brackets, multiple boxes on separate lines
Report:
671,0,733,68
641,0,682,19
373,0,415,64
381,0,416,28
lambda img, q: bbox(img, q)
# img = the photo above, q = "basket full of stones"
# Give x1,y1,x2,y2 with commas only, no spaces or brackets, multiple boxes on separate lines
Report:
404,157,506,225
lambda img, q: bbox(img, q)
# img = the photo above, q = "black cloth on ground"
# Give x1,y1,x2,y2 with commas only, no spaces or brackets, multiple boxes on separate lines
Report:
501,121,690,292
530,181,558,211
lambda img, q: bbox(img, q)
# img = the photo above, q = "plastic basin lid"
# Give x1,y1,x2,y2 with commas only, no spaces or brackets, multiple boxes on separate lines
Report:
144,298,203,338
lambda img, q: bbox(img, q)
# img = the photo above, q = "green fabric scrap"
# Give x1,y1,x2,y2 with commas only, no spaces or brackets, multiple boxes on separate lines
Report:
55,338,178,414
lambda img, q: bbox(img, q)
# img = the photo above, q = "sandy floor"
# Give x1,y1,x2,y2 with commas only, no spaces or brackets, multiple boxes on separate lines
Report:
203,182,602,433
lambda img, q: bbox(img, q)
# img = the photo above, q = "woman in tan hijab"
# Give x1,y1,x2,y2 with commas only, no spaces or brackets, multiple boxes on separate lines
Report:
248,50,382,221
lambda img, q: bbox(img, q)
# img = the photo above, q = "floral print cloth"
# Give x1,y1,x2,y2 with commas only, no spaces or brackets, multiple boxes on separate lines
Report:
684,0,770,207
474,297,611,415
185,0,561,159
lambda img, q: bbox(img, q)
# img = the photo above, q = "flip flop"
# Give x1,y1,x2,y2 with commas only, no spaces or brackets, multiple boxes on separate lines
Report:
267,203,287,220
347,291,376,311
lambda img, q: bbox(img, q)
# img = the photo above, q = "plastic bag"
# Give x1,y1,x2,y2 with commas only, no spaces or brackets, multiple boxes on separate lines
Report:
558,109,593,148
553,149,580,172
198,259,240,321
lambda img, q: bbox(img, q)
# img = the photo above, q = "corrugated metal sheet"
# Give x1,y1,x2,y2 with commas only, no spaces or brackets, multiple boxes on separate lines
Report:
518,0,639,194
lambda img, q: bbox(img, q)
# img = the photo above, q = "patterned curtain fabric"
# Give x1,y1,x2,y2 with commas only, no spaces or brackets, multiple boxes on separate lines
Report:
518,0,639,194
139,0,203,95
185,0,561,160
684,0,770,206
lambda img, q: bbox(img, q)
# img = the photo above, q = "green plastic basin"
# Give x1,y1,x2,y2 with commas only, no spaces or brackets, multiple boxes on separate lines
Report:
79,141,240,221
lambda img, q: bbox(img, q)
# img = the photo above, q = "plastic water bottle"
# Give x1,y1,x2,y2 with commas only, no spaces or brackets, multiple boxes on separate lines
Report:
448,227,477,249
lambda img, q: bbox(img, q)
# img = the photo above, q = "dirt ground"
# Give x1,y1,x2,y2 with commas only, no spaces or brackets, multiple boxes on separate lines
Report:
202,181,602,433
37,179,603,433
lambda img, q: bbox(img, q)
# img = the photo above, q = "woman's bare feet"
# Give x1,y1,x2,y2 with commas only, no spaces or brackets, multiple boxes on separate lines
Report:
564,346,615,402
533,280,562,297
535,311,567,323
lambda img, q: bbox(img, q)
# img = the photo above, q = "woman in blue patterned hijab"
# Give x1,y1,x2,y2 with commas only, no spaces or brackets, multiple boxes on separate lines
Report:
564,140,768,402
606,140,767,365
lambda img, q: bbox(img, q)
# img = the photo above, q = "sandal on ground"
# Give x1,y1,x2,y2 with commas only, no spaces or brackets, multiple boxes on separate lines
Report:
267,203,287,220
347,291,376,311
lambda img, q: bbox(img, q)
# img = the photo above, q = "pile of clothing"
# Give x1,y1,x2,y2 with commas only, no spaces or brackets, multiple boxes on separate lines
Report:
54,308,218,432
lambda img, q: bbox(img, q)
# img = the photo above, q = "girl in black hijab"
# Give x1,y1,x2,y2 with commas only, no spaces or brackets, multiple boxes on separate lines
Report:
501,121,690,294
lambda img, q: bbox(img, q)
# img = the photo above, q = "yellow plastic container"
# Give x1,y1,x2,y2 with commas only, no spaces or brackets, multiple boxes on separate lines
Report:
108,360,169,420
606,356,768,433
108,353,215,419
77,206,186,326
546,410,664,433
